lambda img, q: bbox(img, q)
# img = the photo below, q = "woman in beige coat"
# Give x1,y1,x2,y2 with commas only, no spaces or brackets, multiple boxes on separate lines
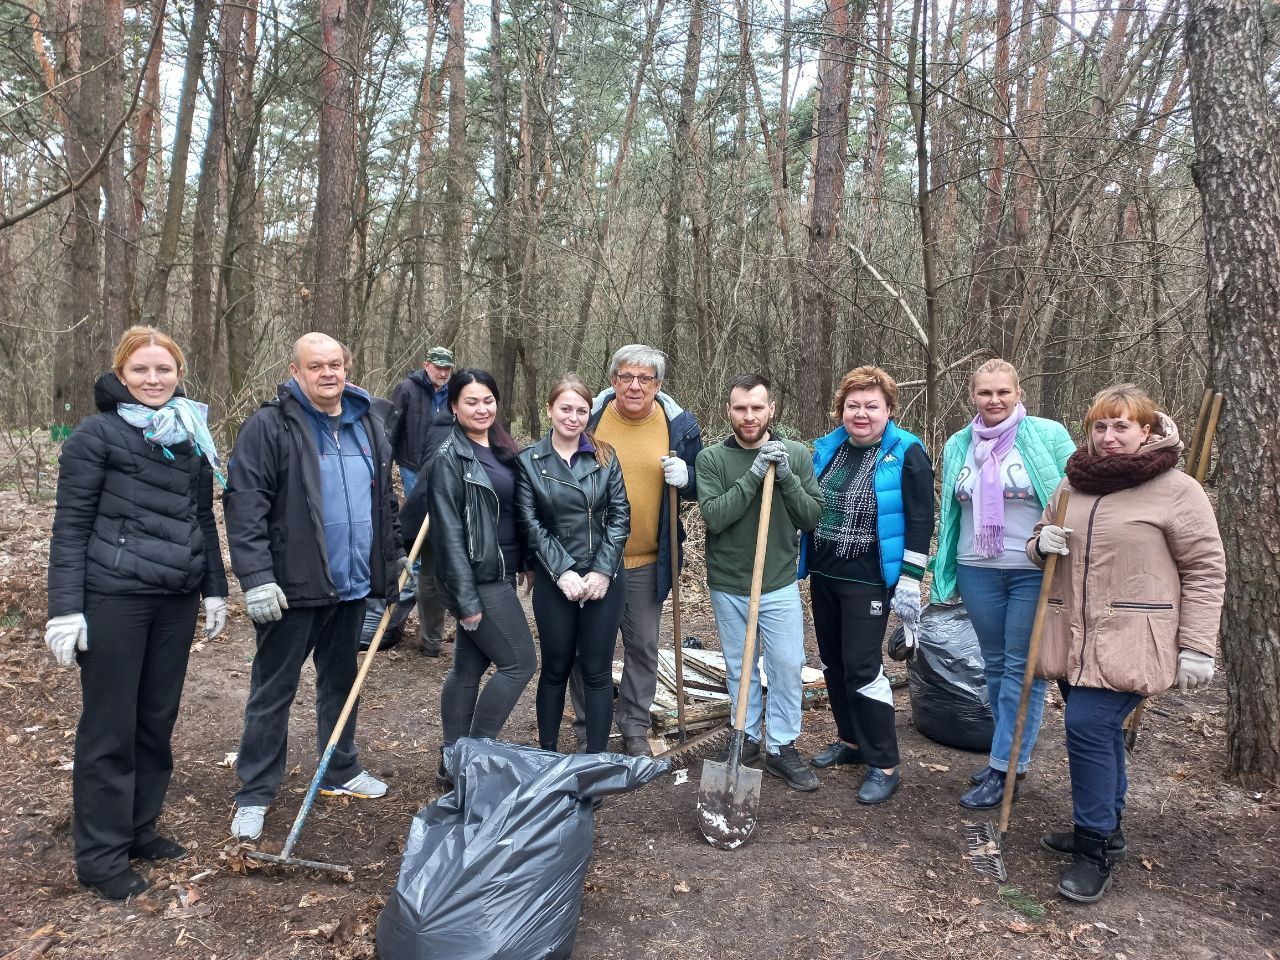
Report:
1029,384,1225,904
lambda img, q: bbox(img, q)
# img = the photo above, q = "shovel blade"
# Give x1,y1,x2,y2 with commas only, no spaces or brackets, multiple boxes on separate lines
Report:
696,757,763,849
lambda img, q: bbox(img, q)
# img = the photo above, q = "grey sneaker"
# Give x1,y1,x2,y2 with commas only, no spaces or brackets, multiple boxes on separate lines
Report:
320,770,388,798
764,743,819,792
231,805,267,841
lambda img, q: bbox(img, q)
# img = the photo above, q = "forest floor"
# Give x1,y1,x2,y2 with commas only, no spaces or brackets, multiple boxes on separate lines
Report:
0,487,1276,960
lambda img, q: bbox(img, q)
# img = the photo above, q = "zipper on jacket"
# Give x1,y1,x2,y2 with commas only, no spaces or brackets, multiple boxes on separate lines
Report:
332,427,359,594
1110,601,1174,611
1072,496,1106,687
464,468,505,581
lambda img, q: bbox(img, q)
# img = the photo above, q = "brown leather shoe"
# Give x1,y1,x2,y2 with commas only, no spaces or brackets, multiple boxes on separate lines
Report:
623,735,653,757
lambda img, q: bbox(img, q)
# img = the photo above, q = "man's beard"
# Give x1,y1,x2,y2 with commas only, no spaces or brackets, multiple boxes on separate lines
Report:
732,419,771,446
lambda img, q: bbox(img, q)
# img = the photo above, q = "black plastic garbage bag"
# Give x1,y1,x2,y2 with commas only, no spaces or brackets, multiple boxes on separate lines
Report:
376,738,669,960
891,603,995,753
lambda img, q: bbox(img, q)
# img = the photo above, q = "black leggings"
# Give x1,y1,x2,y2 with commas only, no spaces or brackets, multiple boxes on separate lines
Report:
532,566,627,752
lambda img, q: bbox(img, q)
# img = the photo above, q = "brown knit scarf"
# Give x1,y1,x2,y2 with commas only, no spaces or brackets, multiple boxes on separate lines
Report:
1066,444,1180,495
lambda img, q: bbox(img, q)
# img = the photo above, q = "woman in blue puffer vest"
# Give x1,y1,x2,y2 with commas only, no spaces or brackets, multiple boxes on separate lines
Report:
799,366,934,805
931,359,1074,811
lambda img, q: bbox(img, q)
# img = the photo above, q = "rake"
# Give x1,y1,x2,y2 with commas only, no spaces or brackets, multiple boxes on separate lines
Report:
244,511,431,876
966,490,1071,882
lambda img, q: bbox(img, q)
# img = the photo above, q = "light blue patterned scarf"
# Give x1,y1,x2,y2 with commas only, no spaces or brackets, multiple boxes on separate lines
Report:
118,397,227,489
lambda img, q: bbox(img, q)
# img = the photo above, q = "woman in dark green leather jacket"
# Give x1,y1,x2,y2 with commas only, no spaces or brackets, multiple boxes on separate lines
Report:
515,376,631,753
427,369,534,783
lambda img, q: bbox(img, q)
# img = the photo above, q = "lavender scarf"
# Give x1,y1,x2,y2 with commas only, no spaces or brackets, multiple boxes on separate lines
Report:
970,402,1026,557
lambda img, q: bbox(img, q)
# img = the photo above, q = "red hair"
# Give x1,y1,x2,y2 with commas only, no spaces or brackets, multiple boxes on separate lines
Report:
112,326,185,376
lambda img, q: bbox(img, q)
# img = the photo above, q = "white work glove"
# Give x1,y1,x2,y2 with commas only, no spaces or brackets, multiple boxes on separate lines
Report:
758,440,791,480
45,613,88,667
243,582,288,624
203,597,228,639
891,577,922,633
1037,524,1072,557
582,571,610,602
557,570,587,602
396,555,416,593
660,455,689,489
1176,650,1215,693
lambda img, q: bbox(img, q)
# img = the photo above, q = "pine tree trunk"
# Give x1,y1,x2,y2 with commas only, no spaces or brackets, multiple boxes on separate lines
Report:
1186,0,1280,789
313,0,355,339
437,0,467,349
143,0,211,325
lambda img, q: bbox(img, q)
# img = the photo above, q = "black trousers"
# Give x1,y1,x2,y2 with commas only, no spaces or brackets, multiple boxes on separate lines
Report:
440,579,537,746
235,600,366,806
810,574,899,769
532,566,627,752
74,590,199,882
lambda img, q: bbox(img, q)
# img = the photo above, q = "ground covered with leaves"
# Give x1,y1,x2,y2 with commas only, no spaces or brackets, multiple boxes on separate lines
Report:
0,489,1275,959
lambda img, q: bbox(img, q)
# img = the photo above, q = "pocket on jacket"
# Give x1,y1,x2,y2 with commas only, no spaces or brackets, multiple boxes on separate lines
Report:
1094,608,1177,695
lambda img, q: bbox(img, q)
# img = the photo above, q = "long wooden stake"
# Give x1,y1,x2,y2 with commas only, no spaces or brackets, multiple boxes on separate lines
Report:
668,451,688,743
999,490,1071,836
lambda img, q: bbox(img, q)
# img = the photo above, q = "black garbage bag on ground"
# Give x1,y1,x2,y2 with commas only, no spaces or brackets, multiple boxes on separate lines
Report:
376,738,670,960
359,586,415,651
890,602,995,753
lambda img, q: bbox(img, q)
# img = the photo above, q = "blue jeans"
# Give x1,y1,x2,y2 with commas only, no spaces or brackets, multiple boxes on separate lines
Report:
710,583,806,752
956,564,1047,774
400,465,418,498
1061,683,1142,834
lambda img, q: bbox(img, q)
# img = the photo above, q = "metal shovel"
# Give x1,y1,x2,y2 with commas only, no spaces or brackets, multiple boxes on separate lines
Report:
697,464,775,849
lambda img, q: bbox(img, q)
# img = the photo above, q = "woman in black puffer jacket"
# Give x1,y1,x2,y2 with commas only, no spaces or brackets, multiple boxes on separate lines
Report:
45,327,228,901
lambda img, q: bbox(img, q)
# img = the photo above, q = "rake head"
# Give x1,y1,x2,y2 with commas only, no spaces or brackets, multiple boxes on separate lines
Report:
965,820,1008,881
653,723,731,769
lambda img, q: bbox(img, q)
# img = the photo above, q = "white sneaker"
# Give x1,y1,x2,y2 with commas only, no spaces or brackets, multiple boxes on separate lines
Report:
319,770,387,799
231,805,267,841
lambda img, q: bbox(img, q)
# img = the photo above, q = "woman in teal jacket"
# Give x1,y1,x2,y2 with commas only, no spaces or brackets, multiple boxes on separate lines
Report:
931,360,1075,810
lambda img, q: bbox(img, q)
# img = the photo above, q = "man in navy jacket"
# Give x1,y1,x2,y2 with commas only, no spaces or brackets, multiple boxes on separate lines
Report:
224,332,403,841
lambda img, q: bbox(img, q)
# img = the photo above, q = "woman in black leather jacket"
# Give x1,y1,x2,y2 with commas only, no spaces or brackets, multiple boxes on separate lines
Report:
45,327,228,900
427,370,534,781
516,376,631,753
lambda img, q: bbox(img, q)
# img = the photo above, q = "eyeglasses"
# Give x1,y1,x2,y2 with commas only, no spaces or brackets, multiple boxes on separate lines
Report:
615,373,657,386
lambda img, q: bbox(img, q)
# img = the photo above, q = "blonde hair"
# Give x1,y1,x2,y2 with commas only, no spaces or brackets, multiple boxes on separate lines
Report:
832,365,900,418
547,374,614,466
970,358,1020,393
1084,384,1161,452
112,326,185,376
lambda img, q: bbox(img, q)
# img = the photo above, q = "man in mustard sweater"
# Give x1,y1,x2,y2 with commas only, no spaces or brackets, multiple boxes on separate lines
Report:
568,345,702,756
696,374,822,790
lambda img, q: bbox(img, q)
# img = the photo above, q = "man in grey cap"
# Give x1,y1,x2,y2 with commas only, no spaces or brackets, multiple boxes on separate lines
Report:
390,346,456,654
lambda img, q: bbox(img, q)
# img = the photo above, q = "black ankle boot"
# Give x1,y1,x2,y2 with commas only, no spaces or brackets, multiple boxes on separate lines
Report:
1057,826,1113,903
1041,813,1128,861
81,867,150,901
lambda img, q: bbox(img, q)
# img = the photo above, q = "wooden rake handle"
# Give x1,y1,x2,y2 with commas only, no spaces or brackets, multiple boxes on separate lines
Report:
999,489,1070,836
733,464,776,734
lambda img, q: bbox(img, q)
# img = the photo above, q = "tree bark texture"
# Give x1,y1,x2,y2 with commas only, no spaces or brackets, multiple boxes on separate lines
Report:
53,0,107,429
313,0,356,339
437,0,467,349
143,0,211,325
800,0,854,437
1186,0,1280,789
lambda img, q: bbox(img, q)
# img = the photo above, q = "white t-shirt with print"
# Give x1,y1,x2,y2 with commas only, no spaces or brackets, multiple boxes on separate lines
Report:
955,443,1041,568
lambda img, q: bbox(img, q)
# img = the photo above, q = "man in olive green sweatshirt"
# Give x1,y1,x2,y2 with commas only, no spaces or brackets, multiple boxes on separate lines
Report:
695,374,823,791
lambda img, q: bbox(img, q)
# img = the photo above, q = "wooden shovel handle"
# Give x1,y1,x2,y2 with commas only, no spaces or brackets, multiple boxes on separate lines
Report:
999,489,1070,835
668,451,688,742
733,465,776,734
